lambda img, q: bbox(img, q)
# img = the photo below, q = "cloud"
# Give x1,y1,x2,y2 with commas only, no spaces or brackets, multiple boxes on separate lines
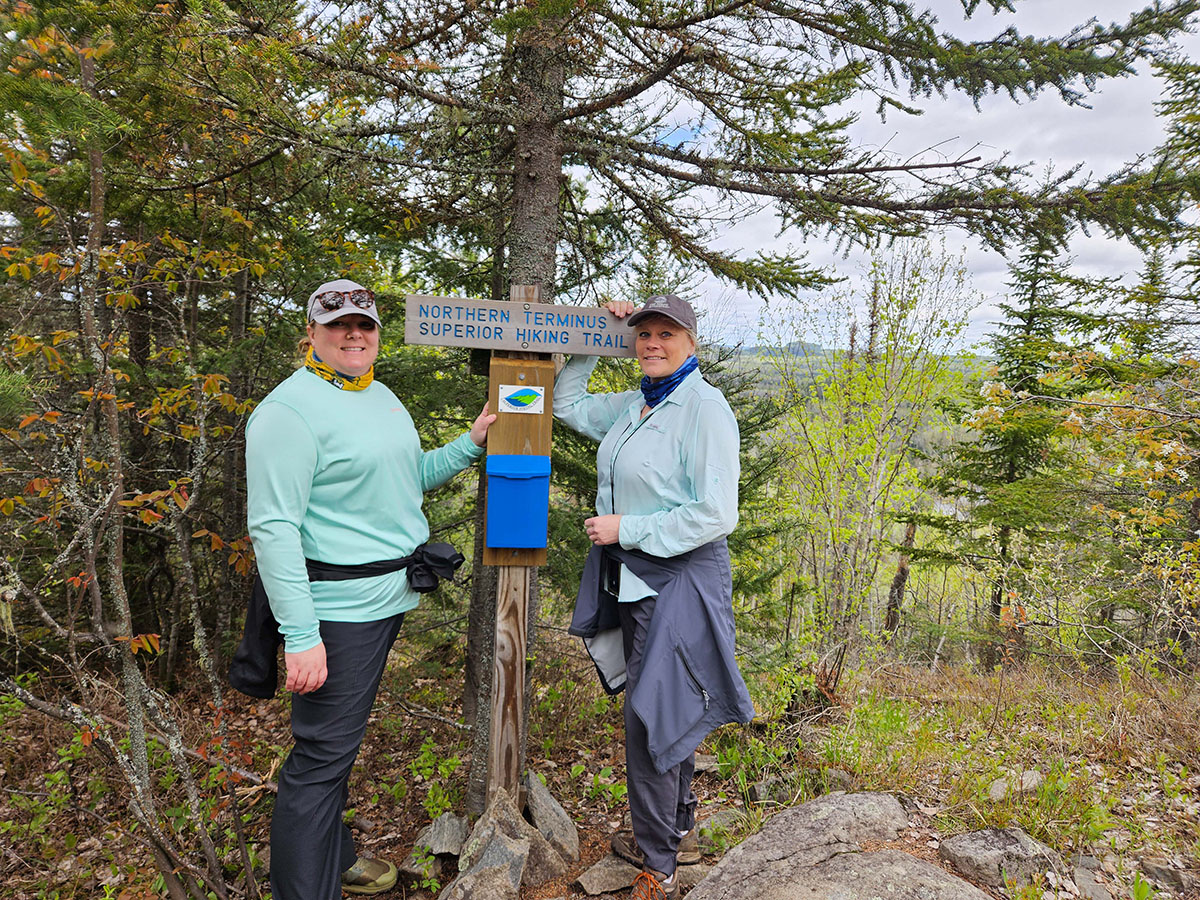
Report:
695,0,1199,346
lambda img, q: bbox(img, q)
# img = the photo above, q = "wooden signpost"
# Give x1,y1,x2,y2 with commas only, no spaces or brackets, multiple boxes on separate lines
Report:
405,286,633,805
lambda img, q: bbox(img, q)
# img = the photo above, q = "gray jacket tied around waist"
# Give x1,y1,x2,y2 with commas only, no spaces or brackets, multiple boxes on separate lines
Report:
569,539,755,773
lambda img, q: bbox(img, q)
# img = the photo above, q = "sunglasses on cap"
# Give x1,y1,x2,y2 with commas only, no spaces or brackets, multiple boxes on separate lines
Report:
313,288,375,311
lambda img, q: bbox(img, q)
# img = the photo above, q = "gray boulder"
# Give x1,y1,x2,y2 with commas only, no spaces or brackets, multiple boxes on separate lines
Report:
524,772,580,864
1072,855,1114,900
761,848,993,900
438,824,526,900
687,792,911,900
1141,856,1196,893
687,793,997,900
987,770,1045,803
418,812,469,857
747,774,800,806
459,789,567,887
679,863,712,889
938,827,1067,889
576,854,641,895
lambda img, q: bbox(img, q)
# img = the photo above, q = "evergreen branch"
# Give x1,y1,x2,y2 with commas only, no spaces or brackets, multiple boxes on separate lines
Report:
1008,394,1200,422
553,45,712,124
137,147,285,193
564,126,984,178
595,162,827,296
236,16,501,118
606,0,759,32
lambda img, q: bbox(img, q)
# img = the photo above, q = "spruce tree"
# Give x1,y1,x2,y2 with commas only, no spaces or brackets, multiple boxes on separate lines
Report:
924,233,1092,666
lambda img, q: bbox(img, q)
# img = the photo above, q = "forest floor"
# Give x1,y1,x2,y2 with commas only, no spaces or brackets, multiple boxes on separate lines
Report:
2,629,1199,899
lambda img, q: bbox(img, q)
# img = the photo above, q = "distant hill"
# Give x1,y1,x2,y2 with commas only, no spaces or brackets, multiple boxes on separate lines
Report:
737,340,825,358
712,340,993,399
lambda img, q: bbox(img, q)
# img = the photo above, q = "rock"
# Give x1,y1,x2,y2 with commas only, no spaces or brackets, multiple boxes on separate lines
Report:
694,753,719,774
939,827,1067,890
988,770,1046,803
459,790,567,887
1141,857,1194,892
1071,859,1113,900
576,854,641,895
686,792,911,900
415,812,468,857
691,846,991,899
818,767,855,793
678,863,712,889
812,848,993,900
438,825,526,900
524,772,580,864
697,807,743,852
399,846,442,883
747,774,799,806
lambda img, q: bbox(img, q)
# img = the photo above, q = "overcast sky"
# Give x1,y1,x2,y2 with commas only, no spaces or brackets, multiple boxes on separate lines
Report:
705,1,1200,350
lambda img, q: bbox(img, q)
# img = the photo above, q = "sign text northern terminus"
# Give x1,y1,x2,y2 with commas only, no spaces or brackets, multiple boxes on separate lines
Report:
404,295,636,357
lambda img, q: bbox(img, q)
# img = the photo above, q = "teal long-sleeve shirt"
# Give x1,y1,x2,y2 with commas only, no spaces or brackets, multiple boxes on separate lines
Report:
553,355,739,558
246,368,483,652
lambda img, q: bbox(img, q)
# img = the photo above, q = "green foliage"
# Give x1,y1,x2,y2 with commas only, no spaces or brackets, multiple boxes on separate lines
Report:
756,242,972,656
409,737,463,820
407,845,442,894
1131,871,1160,900
584,765,628,807
920,234,1099,663
1,0,1199,892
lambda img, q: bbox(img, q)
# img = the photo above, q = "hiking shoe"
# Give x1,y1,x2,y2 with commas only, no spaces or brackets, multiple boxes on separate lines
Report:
630,867,680,900
677,828,700,865
341,857,397,895
612,829,701,867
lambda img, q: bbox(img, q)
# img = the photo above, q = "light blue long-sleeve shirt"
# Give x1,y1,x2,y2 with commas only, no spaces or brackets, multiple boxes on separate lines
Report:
245,367,483,652
553,355,739,559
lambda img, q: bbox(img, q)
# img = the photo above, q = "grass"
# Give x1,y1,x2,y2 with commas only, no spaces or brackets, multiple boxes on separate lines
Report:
789,663,1200,878
1,643,1197,899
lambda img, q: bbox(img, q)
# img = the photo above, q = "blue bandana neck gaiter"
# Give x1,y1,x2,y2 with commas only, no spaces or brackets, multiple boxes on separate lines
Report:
641,355,699,408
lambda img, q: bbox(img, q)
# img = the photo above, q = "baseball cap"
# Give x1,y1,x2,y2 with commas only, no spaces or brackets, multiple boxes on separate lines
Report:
306,279,381,325
626,293,697,333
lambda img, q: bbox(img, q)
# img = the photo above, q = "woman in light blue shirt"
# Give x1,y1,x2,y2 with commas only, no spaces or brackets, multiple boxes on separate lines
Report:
555,294,751,900
245,279,493,900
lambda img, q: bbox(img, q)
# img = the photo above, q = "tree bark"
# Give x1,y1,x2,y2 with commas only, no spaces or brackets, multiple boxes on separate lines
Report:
465,32,565,812
883,521,916,642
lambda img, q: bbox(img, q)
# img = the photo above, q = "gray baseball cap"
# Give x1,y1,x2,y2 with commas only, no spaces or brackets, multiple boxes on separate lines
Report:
306,278,381,325
626,293,697,333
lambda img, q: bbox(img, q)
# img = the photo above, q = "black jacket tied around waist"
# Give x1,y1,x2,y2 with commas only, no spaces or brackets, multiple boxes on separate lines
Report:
228,542,464,698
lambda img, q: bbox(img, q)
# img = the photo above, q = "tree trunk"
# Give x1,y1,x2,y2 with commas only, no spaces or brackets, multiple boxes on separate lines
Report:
465,33,565,812
983,524,1012,669
883,521,916,643
464,469,498,813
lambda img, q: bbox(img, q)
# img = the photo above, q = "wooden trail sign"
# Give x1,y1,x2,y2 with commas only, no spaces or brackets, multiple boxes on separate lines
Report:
404,285,573,807
406,294,636,357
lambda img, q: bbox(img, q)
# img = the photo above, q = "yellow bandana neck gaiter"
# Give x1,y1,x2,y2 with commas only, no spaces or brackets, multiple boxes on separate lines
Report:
304,347,374,392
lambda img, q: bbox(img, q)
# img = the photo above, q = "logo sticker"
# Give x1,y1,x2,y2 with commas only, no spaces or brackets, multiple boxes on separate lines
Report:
499,384,545,414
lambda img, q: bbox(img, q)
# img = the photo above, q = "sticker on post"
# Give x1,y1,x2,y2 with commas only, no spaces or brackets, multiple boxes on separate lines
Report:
498,384,545,414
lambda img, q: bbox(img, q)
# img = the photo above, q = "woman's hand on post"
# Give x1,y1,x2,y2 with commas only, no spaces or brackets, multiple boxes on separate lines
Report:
285,642,328,694
606,300,635,319
584,514,622,545
470,402,497,448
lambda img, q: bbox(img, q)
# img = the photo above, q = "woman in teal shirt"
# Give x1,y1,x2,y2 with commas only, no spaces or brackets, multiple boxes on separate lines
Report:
246,279,493,898
555,294,751,900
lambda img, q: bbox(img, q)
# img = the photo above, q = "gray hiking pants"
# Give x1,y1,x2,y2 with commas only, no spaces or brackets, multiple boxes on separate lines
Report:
619,596,697,875
269,613,404,900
